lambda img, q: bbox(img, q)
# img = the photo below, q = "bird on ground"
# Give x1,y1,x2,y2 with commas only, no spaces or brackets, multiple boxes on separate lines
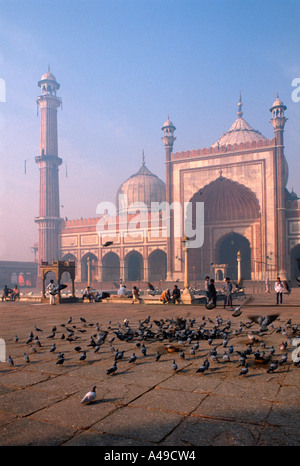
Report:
67,316,72,324
80,317,86,323
24,353,30,363
232,306,242,317
106,362,117,375
7,355,14,366
239,363,248,376
34,325,43,332
47,332,55,339
14,335,18,343
129,353,137,363
79,351,87,361
155,351,161,361
196,362,207,374
56,354,65,365
81,386,97,404
50,344,56,353
179,349,185,360
141,344,147,356
74,346,81,352
172,360,178,371
267,360,278,373
279,353,288,365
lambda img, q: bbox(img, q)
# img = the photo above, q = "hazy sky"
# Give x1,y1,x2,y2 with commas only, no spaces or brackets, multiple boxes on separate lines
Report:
0,0,299,261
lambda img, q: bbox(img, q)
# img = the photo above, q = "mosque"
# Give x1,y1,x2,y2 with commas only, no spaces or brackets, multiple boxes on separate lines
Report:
34,69,300,288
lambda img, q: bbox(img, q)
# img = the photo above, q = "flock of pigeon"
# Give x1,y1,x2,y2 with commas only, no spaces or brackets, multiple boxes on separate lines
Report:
6,307,300,405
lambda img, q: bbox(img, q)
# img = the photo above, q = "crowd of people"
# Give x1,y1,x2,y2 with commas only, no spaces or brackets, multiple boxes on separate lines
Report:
1,275,289,308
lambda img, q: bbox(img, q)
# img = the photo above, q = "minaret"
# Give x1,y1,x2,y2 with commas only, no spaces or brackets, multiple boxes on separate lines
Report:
270,94,287,279
161,117,176,280
35,68,62,264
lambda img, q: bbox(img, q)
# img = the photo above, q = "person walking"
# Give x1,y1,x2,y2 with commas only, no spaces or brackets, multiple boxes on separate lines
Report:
223,277,233,310
275,277,284,305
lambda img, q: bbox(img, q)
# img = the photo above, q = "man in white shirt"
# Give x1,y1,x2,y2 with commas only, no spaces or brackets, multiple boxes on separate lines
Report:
275,277,284,305
118,285,127,297
47,279,56,305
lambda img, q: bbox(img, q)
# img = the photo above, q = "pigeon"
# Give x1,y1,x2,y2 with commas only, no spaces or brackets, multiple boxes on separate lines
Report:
129,353,137,363
7,355,14,366
24,353,30,363
14,335,18,343
80,317,86,323
47,332,55,339
239,363,248,376
196,362,207,374
56,354,65,365
67,316,72,324
267,360,278,373
248,314,279,331
155,351,161,361
106,362,117,375
81,386,97,404
141,344,147,356
79,351,87,361
74,346,82,352
50,344,56,353
279,353,288,365
34,325,43,332
172,360,178,371
103,241,113,247
232,306,242,317
179,349,185,360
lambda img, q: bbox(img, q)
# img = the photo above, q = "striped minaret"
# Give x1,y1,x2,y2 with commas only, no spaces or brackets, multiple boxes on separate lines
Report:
35,68,62,264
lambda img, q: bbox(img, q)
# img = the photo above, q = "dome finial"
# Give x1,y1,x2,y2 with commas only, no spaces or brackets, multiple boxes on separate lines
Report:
237,91,243,118
142,150,145,165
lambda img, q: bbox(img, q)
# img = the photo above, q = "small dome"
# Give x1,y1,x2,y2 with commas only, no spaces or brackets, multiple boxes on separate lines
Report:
116,160,166,214
270,94,286,111
211,96,266,148
40,71,57,82
162,117,175,129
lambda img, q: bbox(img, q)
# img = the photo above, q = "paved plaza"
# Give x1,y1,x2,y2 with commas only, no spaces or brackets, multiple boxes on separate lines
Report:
0,289,299,447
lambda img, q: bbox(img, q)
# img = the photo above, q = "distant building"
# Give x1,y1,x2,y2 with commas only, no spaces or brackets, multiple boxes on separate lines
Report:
35,71,300,285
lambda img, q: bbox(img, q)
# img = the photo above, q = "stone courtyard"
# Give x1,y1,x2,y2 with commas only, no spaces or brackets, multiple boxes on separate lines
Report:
0,289,299,447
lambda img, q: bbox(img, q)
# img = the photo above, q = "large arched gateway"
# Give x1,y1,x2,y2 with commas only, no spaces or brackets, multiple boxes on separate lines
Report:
188,176,260,281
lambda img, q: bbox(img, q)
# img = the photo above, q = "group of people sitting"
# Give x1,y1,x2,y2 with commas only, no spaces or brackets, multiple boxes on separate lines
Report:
1,284,20,302
159,284,181,304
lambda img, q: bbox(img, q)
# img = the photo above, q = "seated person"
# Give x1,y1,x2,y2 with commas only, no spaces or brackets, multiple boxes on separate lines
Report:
172,284,181,303
2,285,13,301
160,289,171,304
132,286,140,303
117,285,127,297
82,285,92,302
12,284,20,301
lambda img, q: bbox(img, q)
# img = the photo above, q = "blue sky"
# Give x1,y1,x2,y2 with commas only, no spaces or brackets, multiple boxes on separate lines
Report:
0,0,299,260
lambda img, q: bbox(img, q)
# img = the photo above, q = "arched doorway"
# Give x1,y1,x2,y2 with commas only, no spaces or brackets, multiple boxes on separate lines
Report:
81,253,98,283
188,176,260,280
216,233,251,280
61,254,77,283
125,251,143,281
148,249,167,282
102,252,120,282
290,244,300,280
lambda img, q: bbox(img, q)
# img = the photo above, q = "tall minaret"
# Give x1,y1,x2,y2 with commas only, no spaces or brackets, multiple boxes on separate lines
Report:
161,117,176,280
270,94,287,279
35,68,62,264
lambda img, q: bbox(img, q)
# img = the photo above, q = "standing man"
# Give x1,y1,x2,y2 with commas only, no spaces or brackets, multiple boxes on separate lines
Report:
204,276,210,304
223,277,233,310
275,277,284,305
47,279,56,305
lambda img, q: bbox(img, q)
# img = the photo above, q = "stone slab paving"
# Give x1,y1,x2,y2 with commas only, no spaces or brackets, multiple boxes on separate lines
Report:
0,290,299,447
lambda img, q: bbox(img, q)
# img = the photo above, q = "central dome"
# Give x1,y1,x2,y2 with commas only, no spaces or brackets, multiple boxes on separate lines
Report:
116,158,166,214
211,95,267,148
